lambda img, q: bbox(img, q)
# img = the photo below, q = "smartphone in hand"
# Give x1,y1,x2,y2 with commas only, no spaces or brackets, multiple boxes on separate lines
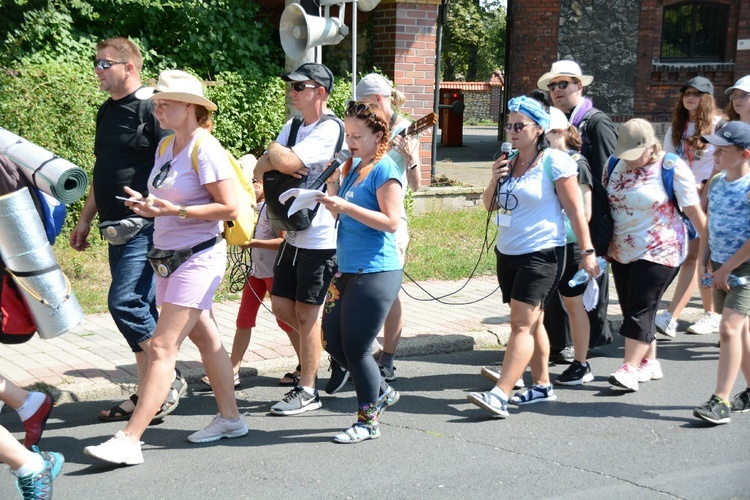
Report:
115,196,146,204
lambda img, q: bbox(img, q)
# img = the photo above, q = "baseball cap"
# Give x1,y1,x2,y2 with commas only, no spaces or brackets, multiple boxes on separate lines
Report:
355,74,392,100
725,75,750,95
700,121,750,150
614,119,657,161
547,107,569,132
281,63,334,93
680,76,713,94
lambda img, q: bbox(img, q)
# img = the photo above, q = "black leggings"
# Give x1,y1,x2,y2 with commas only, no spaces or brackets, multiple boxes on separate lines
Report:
322,270,402,405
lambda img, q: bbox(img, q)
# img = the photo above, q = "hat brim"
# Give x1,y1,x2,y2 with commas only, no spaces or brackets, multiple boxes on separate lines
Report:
725,84,750,95
700,133,734,147
537,72,594,90
614,145,648,161
281,71,309,83
135,87,217,111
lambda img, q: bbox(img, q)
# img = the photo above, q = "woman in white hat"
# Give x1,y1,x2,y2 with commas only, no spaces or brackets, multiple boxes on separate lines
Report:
84,70,247,465
725,75,750,124
605,119,706,392
655,77,723,338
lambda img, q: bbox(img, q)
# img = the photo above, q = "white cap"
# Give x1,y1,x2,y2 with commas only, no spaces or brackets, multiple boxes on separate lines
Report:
547,107,569,132
725,75,750,95
355,74,392,100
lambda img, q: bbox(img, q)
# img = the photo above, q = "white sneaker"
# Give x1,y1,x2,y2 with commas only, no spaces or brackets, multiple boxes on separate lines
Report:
83,430,144,465
636,359,663,382
687,312,720,335
655,310,677,338
480,365,525,389
187,413,248,443
608,363,639,392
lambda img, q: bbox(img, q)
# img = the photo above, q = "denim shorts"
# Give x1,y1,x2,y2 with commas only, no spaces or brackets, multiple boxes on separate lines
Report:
272,243,338,305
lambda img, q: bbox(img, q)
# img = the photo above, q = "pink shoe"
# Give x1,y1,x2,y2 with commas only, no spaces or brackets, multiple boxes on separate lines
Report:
608,363,638,392
636,359,663,382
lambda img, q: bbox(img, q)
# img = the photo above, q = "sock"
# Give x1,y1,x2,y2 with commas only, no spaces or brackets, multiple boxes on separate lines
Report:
300,385,316,395
379,351,396,371
489,385,508,401
358,403,378,426
17,392,46,421
14,453,45,478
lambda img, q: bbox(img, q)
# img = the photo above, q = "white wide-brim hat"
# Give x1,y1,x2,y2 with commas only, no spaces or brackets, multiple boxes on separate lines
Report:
537,60,594,90
136,70,217,111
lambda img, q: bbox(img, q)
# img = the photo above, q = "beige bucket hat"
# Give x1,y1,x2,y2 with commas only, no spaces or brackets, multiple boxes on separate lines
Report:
136,70,217,111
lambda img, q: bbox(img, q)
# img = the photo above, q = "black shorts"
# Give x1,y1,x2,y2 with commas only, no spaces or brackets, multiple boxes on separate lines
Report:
495,246,565,309
558,242,587,297
272,243,338,306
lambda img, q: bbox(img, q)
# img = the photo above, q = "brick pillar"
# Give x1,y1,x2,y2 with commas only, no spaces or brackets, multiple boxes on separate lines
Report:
371,0,440,187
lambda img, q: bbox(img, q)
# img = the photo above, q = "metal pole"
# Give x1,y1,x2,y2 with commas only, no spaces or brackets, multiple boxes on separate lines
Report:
431,0,448,176
352,1,358,99
499,0,513,141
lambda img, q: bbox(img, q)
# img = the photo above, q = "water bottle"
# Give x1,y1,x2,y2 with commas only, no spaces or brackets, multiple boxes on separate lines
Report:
567,257,607,287
699,274,749,288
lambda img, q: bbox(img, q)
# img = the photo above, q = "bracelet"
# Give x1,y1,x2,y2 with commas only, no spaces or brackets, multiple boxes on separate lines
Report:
408,163,418,170
581,248,595,255
326,181,340,185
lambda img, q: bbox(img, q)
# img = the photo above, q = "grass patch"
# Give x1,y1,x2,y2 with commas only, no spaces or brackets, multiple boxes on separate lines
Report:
54,206,496,312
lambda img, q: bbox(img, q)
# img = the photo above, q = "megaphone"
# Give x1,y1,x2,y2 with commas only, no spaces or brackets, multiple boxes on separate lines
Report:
280,3,350,61
357,0,380,12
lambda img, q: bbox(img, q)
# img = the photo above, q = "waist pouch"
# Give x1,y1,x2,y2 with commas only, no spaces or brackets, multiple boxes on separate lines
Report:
147,235,221,278
99,217,152,246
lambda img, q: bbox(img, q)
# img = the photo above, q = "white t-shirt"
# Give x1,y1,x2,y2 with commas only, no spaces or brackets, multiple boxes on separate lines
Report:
274,114,344,250
495,148,577,255
663,116,721,184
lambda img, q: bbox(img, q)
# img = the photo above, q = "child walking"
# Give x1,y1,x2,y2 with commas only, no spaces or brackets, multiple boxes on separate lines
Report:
693,122,750,425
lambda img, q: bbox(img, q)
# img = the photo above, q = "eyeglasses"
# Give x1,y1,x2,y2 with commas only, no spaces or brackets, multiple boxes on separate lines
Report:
683,90,702,98
504,122,537,133
152,160,172,189
730,92,750,102
94,58,127,71
547,80,575,92
291,82,319,92
345,101,375,118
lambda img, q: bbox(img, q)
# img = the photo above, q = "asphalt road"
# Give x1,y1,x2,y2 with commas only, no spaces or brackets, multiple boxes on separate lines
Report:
2,336,748,499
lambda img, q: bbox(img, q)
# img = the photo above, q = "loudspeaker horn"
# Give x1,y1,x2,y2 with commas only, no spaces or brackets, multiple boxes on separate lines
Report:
280,3,350,61
357,0,380,12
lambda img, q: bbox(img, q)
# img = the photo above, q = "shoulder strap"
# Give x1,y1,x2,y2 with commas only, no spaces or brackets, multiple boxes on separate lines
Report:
707,172,721,191
159,135,175,157
542,152,554,185
190,134,207,173
660,152,680,206
604,155,619,186
286,114,345,153
286,117,305,147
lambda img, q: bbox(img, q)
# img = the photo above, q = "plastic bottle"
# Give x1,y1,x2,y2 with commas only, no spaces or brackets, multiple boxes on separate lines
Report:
699,274,749,288
567,257,608,287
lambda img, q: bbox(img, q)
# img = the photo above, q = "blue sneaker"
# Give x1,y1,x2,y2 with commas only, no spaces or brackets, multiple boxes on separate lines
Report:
15,446,64,500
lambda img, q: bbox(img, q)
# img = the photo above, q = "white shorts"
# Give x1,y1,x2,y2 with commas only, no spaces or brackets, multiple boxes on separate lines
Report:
156,239,227,310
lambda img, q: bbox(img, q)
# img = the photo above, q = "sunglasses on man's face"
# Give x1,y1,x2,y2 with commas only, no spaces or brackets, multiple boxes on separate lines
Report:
504,122,536,133
291,82,319,92
547,80,575,92
94,58,127,71
152,160,172,189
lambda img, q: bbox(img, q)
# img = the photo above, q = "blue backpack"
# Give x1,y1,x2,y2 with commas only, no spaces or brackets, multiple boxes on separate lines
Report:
605,152,697,239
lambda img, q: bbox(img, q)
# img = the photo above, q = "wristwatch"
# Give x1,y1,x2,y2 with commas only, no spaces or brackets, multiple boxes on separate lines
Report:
178,206,188,220
581,248,595,256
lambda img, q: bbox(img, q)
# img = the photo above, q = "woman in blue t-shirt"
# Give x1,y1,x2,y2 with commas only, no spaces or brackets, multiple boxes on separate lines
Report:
317,102,403,443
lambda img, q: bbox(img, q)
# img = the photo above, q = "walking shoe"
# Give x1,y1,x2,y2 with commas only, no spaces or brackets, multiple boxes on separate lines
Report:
270,387,322,415
693,394,731,425
333,422,381,444
555,360,594,386
608,363,639,392
730,387,750,413
480,365,525,389
187,413,248,443
22,393,54,449
14,446,64,500
83,430,144,465
467,390,509,418
550,346,574,364
376,385,400,415
324,357,349,395
379,363,397,382
510,384,557,405
687,311,720,335
655,310,677,338
636,359,663,382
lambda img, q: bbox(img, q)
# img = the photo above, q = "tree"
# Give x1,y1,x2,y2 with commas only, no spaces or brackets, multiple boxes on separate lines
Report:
442,0,506,81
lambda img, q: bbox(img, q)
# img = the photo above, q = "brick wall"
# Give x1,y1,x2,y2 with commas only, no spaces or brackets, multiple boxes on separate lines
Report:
371,0,440,187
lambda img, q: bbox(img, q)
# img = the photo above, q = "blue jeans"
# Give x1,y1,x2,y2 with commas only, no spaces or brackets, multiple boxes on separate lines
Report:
107,224,158,352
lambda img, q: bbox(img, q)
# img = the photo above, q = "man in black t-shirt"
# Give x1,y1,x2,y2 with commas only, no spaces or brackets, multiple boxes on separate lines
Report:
70,38,180,421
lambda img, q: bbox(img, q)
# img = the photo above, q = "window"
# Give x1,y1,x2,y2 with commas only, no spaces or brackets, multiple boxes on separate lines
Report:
661,1,728,61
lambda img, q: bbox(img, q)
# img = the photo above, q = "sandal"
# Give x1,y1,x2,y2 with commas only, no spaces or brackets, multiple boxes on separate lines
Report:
279,365,302,386
200,372,240,388
99,394,138,422
154,369,188,419
333,422,380,444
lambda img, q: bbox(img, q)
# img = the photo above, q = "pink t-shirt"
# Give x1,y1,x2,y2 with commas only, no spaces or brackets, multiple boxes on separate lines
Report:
149,132,233,250
605,155,698,267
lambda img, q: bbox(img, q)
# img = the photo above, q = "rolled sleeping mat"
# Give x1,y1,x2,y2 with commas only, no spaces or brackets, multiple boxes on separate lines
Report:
0,188,84,339
0,126,89,204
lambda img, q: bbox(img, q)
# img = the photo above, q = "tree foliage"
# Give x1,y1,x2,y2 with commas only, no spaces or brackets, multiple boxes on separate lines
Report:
442,0,506,81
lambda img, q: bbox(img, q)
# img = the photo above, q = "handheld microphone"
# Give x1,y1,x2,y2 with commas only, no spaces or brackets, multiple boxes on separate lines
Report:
309,150,352,190
499,142,512,161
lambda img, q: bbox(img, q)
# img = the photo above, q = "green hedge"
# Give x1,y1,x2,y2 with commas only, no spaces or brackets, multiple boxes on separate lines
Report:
0,61,354,229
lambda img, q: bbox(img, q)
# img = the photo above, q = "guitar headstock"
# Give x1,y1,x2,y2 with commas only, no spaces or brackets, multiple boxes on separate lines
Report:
403,112,438,138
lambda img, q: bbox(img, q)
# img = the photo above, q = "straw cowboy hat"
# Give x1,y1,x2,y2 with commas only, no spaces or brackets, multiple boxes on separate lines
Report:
537,60,594,90
136,70,217,111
